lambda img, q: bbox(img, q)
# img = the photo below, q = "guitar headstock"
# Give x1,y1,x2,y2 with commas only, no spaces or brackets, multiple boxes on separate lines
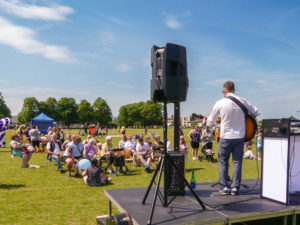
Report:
192,113,203,120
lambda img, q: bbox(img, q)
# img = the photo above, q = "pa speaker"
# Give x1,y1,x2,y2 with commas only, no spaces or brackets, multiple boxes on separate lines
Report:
164,151,185,196
150,43,189,103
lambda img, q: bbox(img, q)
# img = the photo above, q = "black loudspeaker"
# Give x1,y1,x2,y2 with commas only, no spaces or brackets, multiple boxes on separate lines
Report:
164,151,185,196
150,43,189,103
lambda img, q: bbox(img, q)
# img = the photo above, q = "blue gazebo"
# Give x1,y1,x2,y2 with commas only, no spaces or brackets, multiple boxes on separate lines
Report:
31,113,54,134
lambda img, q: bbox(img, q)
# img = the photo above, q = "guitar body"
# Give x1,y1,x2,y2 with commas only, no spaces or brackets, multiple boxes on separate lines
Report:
245,115,258,142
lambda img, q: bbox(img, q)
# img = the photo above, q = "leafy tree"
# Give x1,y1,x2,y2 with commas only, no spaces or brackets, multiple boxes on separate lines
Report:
92,97,112,126
45,97,58,121
17,97,40,123
0,92,11,118
57,97,78,126
39,97,58,121
118,101,163,127
142,100,163,126
77,99,92,124
118,105,130,126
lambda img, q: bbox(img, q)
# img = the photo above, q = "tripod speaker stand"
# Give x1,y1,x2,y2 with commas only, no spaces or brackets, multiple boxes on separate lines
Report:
142,101,206,225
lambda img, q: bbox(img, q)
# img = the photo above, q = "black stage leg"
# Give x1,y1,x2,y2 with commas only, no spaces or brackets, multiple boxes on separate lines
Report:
147,157,165,225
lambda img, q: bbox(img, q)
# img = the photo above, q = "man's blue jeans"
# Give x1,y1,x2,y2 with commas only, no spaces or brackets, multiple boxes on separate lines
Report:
218,138,244,189
51,155,62,169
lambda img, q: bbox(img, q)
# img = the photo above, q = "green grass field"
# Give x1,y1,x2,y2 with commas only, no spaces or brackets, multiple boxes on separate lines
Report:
0,128,261,225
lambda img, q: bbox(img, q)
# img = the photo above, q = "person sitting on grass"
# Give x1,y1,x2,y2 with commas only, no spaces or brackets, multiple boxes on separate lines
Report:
118,135,127,149
62,134,72,151
243,141,256,160
82,158,111,186
144,135,152,148
9,134,32,168
63,136,83,177
101,136,116,173
47,134,63,173
83,138,97,160
124,135,137,167
151,135,164,161
136,138,151,173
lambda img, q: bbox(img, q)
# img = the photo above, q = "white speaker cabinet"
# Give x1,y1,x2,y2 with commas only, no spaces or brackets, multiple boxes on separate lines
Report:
261,119,300,205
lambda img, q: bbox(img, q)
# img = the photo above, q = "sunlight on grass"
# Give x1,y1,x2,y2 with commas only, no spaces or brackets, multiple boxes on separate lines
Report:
0,128,260,225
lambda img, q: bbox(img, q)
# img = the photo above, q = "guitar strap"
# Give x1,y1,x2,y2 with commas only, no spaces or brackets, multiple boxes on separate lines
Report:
226,95,248,117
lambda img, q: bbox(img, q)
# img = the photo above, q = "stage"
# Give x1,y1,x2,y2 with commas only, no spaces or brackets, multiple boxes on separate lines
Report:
103,179,300,225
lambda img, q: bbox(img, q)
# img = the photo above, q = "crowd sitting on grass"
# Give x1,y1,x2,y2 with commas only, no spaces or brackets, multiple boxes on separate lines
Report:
9,127,180,186
9,124,263,187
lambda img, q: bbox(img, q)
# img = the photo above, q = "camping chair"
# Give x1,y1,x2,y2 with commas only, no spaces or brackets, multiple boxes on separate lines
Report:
124,148,133,163
103,150,130,175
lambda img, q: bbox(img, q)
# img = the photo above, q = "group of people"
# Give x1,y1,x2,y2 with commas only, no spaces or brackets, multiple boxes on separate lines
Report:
9,80,262,193
9,128,191,186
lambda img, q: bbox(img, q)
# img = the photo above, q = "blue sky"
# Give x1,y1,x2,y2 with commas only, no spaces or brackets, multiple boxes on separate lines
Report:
0,0,300,119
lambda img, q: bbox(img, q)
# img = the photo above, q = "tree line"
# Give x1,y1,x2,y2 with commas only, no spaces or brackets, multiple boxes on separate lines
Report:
0,94,164,127
118,101,163,127
0,93,11,118
17,97,112,126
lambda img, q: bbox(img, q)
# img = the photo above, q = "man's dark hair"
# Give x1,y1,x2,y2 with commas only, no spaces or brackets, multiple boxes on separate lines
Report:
223,81,235,92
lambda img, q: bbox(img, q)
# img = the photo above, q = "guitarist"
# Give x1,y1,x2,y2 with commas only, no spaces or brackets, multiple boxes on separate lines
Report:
206,81,260,196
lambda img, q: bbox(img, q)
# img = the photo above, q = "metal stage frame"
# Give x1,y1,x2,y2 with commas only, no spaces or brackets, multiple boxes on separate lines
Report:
103,179,300,225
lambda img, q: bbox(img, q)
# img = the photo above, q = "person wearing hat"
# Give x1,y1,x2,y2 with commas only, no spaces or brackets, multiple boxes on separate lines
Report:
9,134,32,168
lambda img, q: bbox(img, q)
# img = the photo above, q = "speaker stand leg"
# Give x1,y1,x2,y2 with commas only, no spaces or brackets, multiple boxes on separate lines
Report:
147,157,165,225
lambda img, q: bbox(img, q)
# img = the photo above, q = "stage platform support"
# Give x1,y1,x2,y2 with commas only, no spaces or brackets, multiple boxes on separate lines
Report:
103,179,300,225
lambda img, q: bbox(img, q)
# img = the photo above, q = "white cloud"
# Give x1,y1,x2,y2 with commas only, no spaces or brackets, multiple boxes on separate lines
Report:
116,63,132,72
255,79,268,85
0,0,74,21
0,16,73,62
100,31,116,46
164,15,181,29
204,78,243,86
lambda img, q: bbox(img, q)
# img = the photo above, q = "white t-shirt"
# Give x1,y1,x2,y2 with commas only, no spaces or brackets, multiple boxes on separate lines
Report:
46,141,61,154
125,140,136,150
119,140,126,148
136,143,150,154
207,93,260,139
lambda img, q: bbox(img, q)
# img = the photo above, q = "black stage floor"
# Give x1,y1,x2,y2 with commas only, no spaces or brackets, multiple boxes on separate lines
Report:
104,179,300,225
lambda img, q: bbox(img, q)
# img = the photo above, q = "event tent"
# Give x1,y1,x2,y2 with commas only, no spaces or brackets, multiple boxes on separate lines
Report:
31,113,54,134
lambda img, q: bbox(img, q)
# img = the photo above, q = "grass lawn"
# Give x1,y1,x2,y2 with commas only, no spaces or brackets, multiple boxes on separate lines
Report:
0,128,262,225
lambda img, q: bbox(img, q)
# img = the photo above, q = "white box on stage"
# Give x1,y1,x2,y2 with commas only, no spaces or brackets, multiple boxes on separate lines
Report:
261,119,300,205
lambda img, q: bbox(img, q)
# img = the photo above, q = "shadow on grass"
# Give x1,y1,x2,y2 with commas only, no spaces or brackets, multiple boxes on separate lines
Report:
185,168,204,172
0,150,11,153
0,184,26,189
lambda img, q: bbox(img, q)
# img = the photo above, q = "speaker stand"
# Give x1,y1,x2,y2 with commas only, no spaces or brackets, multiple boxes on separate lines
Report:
142,101,206,225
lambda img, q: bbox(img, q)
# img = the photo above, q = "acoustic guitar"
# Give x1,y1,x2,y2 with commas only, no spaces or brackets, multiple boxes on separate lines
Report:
226,96,257,142
192,110,257,142
244,114,258,142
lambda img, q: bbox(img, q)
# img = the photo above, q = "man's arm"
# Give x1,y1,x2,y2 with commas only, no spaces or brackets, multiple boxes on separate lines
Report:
244,99,261,118
207,101,221,127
